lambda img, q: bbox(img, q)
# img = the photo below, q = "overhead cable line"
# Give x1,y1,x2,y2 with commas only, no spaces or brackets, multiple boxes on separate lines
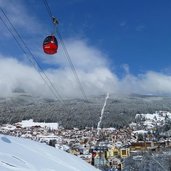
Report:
57,31,88,101
42,0,53,22
42,0,88,101
0,7,64,105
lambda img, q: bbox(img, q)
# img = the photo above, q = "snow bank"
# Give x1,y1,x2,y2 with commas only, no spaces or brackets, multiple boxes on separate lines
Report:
0,134,99,171
16,119,58,130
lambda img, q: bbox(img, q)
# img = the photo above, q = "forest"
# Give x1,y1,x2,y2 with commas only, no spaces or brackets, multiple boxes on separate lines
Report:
1,93,171,129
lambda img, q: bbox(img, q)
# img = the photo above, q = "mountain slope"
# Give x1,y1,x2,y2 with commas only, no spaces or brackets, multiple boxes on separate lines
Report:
0,134,98,171
1,93,171,128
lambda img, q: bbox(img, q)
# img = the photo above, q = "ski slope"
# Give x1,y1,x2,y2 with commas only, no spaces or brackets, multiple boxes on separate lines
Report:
0,134,99,171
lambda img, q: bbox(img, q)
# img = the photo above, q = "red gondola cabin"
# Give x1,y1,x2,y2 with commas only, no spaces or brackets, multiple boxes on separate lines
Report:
43,35,58,55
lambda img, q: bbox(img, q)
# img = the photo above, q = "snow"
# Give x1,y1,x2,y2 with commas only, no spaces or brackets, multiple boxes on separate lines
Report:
133,130,148,134
1,124,16,131
105,127,116,131
16,119,58,130
55,144,70,151
114,141,123,148
0,134,99,171
135,111,171,121
135,111,171,129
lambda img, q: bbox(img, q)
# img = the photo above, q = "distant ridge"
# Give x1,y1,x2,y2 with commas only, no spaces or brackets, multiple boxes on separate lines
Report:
0,93,171,129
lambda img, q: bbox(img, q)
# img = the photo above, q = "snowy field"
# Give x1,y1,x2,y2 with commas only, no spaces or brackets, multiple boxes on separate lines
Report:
0,134,99,171
17,119,59,130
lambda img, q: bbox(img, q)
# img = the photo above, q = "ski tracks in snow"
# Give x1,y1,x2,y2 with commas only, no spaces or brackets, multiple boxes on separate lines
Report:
97,93,109,135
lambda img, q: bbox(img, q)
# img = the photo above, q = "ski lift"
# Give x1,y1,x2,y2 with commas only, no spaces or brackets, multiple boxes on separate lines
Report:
43,35,58,55
43,17,59,55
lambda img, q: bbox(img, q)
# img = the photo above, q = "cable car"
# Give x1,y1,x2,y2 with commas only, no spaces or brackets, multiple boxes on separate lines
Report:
43,35,58,55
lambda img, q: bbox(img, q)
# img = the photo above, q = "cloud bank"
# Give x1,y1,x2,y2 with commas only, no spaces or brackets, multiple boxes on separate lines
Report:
1,39,171,99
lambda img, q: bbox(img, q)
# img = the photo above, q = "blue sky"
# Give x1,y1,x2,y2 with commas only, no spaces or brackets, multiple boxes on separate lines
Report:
2,0,171,74
1,0,171,98
51,0,171,75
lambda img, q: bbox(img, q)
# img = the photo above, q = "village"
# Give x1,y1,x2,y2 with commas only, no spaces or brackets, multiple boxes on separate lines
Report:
0,111,171,170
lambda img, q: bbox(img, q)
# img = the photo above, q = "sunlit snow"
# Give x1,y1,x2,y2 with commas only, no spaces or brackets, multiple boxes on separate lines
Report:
16,119,58,130
0,134,99,171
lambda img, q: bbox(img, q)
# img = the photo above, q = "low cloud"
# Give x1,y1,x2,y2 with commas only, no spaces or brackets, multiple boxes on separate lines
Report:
139,72,171,94
43,39,108,70
1,39,171,99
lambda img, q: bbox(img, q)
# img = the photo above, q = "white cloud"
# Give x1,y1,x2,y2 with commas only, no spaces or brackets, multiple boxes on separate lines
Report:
46,67,119,98
119,71,171,95
0,0,44,34
139,71,171,94
122,64,130,74
0,37,119,98
0,56,47,97
43,39,108,70
1,38,171,99
119,73,139,94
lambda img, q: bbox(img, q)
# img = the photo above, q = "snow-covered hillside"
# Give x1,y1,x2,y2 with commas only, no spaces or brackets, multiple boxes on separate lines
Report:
135,111,171,129
0,134,98,171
